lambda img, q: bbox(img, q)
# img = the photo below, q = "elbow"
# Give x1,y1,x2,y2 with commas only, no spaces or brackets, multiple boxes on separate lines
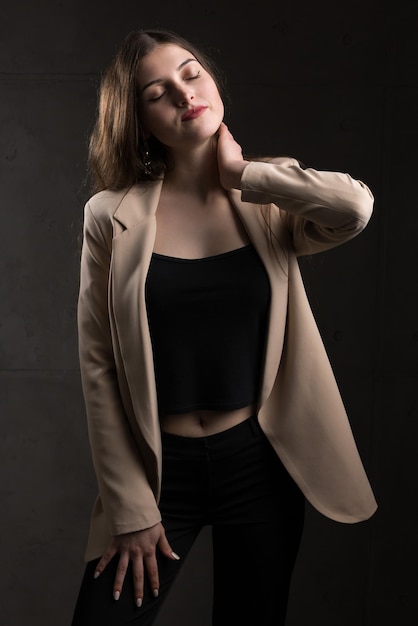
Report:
352,181,374,227
345,216,370,238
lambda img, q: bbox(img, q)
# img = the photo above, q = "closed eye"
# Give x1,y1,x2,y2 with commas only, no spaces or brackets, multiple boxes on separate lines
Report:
148,92,166,102
186,71,201,81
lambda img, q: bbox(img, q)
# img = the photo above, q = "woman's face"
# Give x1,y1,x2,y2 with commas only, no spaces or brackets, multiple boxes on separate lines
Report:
137,44,224,151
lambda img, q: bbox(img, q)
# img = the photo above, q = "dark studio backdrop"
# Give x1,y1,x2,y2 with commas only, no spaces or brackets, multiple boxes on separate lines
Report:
1,1,417,624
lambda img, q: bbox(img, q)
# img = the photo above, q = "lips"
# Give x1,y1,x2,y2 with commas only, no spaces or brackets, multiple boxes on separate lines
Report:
181,106,207,122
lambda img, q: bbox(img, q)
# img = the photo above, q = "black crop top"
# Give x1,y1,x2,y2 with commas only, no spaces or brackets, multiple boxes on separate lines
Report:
145,244,270,415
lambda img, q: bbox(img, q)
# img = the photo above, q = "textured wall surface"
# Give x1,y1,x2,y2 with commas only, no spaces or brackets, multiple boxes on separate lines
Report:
1,1,417,625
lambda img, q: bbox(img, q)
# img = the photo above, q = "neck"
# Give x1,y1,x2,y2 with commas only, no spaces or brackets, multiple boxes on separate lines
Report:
163,137,222,200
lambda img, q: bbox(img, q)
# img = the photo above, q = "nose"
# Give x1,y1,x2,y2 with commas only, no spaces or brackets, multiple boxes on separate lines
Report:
173,83,194,106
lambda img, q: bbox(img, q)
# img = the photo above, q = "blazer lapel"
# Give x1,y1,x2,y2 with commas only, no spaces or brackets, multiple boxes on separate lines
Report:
113,181,163,231
110,182,163,456
229,190,289,409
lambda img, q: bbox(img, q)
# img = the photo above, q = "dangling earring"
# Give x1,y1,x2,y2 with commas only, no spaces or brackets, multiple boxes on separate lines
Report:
143,143,152,175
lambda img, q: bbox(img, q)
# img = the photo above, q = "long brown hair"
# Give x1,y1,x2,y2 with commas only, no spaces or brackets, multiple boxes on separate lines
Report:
88,29,226,193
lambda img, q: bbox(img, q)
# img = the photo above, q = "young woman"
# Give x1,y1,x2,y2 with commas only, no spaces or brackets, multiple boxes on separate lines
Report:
71,28,377,626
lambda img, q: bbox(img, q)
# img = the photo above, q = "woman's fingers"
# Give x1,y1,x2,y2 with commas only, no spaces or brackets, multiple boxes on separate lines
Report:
94,545,117,578
94,525,180,606
144,552,160,599
113,552,130,600
157,527,180,561
217,123,248,190
132,554,146,607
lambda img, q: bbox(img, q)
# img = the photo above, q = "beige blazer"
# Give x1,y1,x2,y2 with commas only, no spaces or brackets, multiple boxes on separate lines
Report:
78,157,378,561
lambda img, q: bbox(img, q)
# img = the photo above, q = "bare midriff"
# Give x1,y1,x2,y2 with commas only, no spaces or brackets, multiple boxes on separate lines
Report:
159,403,256,437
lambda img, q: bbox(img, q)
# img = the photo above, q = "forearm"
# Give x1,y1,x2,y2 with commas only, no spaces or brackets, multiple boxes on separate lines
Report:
240,159,374,256
241,160,374,227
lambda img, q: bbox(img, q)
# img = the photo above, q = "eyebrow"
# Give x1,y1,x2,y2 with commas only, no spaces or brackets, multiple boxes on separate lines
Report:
141,58,197,93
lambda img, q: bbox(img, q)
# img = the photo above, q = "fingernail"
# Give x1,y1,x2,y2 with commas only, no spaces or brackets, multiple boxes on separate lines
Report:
136,597,142,608
153,589,159,598
171,552,180,560
93,570,100,579
114,591,120,601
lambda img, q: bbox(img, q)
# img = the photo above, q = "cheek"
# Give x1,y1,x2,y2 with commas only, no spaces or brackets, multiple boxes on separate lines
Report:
142,111,177,146
212,96,225,125
217,96,225,118
140,107,167,139
208,86,224,117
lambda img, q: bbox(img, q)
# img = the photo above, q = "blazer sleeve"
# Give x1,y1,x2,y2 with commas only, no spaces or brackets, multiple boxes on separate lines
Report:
77,202,161,535
240,158,374,256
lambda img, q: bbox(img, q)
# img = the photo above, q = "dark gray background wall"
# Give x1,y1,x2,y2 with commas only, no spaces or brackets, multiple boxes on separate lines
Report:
1,1,417,624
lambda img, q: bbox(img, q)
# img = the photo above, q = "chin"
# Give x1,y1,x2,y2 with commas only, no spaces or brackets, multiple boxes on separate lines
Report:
199,116,224,139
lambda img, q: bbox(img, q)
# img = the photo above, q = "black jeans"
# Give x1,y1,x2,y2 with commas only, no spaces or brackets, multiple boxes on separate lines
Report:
71,415,305,626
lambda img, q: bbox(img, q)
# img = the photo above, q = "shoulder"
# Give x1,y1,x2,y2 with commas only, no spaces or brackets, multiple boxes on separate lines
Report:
85,180,162,233
82,187,134,247
86,187,132,221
